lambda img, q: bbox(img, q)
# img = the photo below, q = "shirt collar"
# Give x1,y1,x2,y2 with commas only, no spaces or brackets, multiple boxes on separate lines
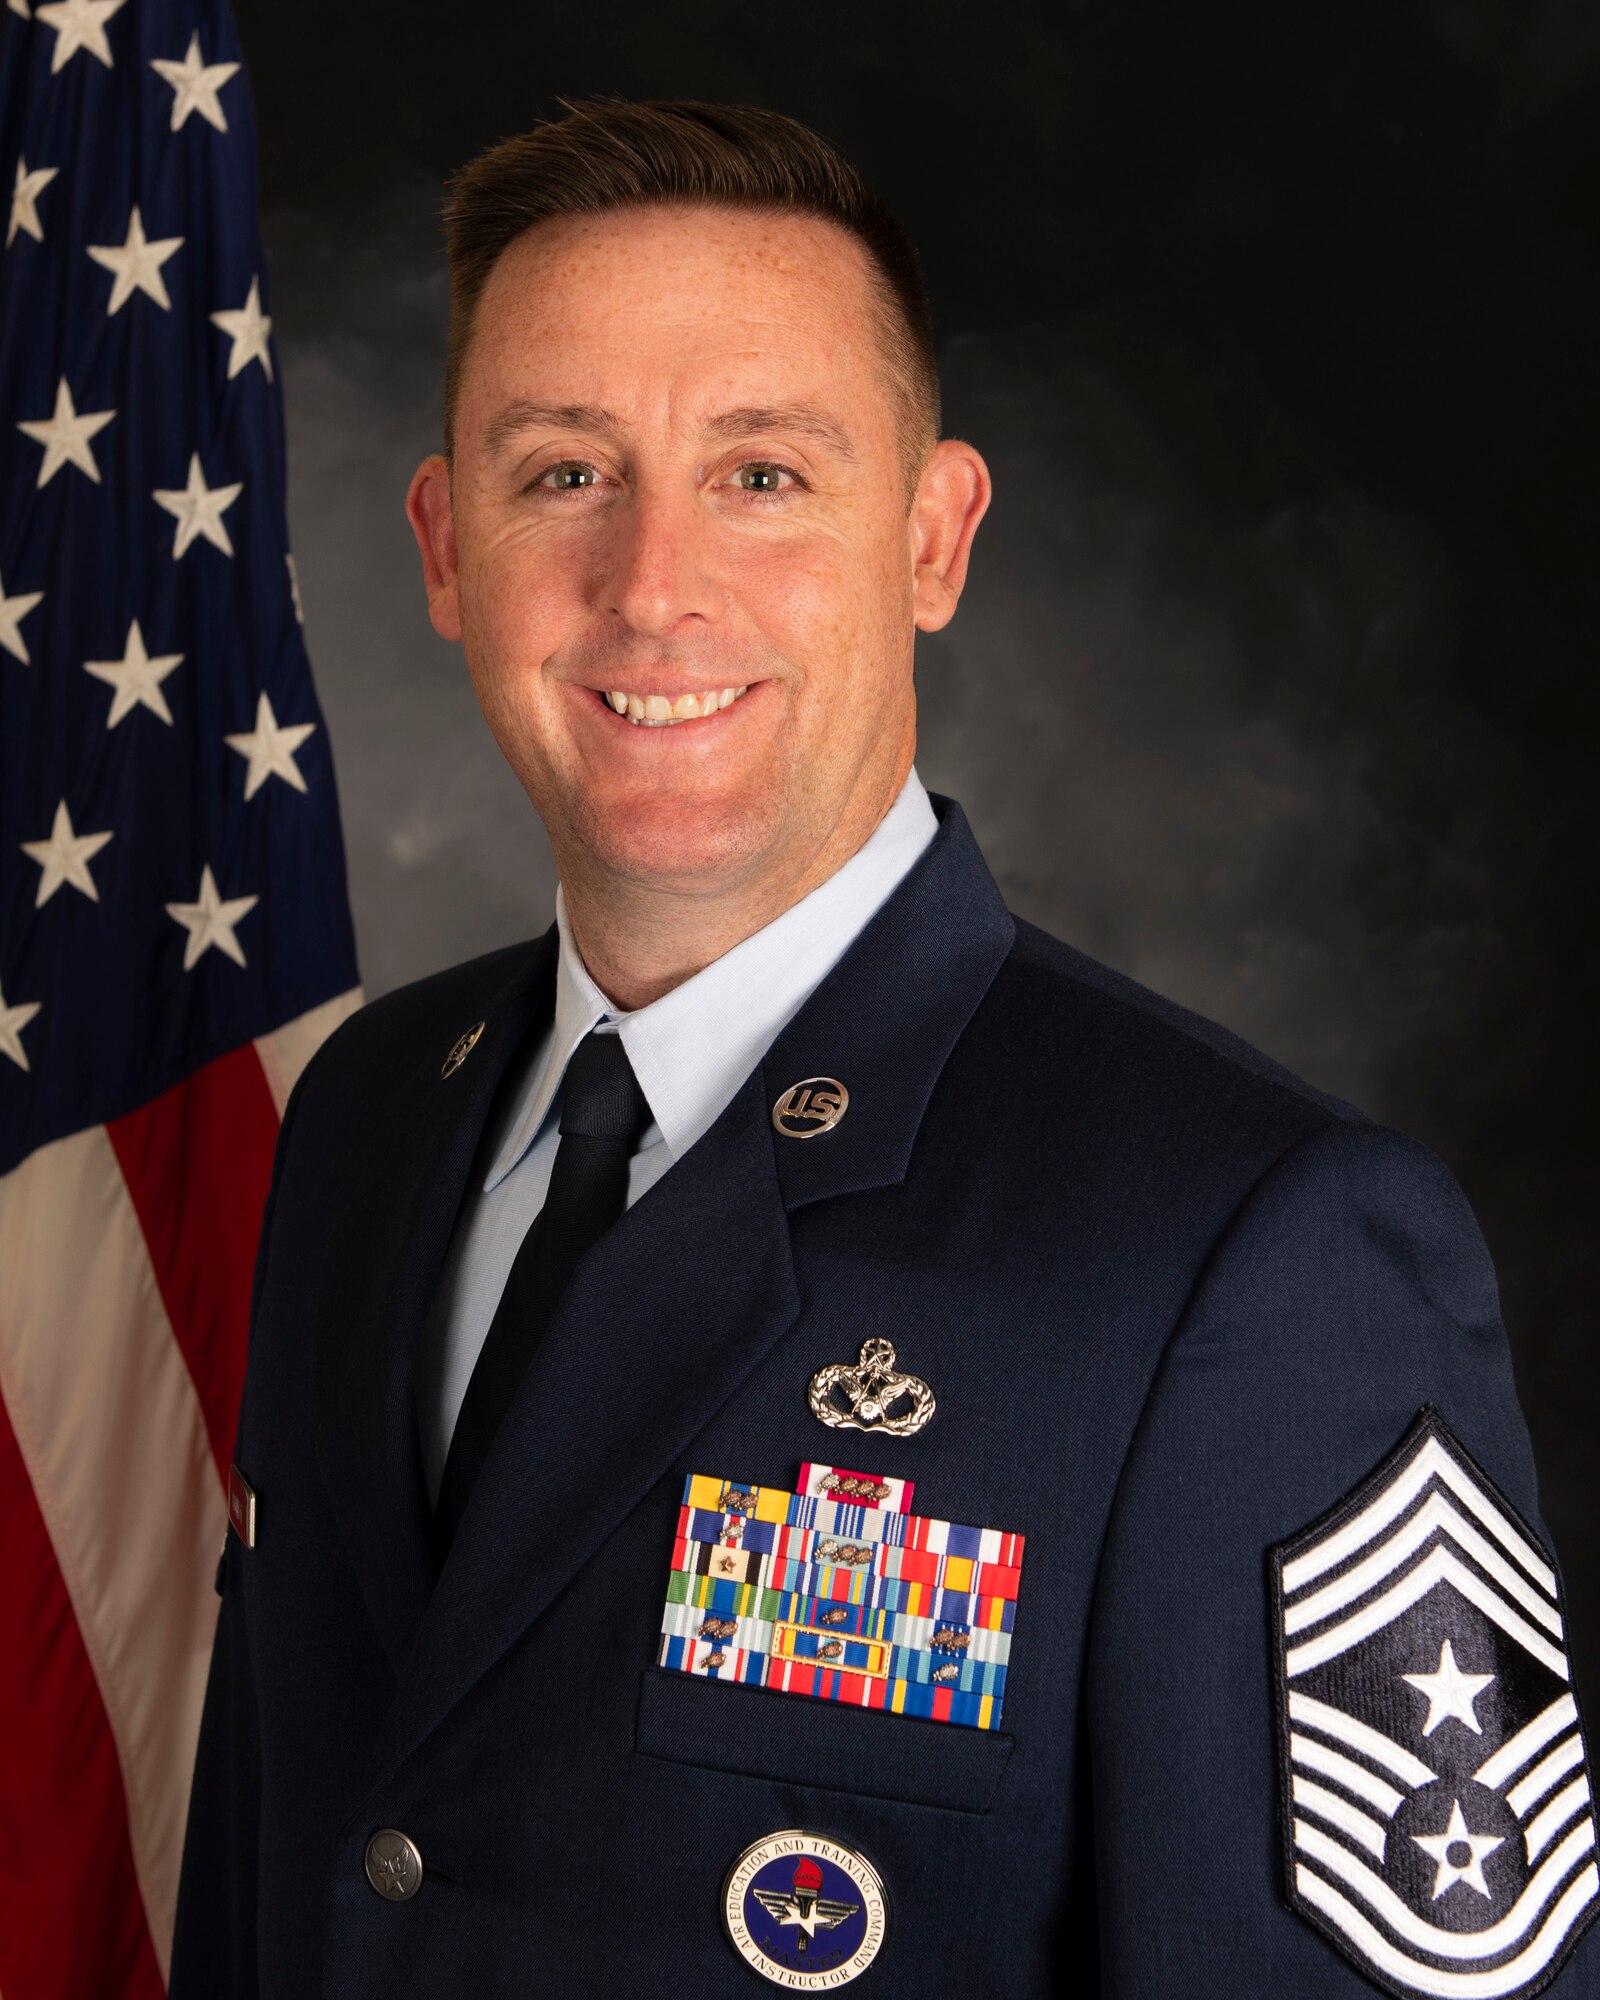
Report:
482,767,939,1189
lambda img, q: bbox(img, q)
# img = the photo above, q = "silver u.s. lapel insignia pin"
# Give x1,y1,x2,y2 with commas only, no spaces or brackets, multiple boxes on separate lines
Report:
441,1020,486,1079
808,1338,935,1437
772,1076,848,1137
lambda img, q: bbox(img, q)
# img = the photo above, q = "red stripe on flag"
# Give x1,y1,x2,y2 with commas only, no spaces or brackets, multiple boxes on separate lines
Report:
107,1043,280,1484
0,1392,165,2000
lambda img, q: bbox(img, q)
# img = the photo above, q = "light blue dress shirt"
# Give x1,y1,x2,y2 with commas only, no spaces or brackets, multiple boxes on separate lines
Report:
414,768,939,1502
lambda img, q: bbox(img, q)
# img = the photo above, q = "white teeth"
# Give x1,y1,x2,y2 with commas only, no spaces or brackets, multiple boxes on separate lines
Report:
608,684,753,725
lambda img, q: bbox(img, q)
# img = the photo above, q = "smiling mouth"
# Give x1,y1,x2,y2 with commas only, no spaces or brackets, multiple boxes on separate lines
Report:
598,685,751,727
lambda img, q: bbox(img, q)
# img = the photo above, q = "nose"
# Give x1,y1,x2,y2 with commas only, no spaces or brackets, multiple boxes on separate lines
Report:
594,480,726,637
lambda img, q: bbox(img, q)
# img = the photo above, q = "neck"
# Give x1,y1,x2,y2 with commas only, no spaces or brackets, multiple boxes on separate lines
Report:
559,759,914,1013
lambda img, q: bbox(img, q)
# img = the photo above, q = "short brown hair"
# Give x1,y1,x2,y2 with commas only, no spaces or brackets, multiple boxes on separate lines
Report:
440,97,941,495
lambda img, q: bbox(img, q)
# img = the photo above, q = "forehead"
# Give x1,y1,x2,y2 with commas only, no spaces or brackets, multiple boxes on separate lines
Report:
464,203,889,414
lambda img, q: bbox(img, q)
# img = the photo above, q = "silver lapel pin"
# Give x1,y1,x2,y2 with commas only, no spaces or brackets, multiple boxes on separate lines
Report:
441,1020,486,1079
771,1076,848,1138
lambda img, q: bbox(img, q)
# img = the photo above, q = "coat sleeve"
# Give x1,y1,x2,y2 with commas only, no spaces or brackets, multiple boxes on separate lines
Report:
1083,1118,1599,1996
167,1042,318,2000
166,1547,261,1998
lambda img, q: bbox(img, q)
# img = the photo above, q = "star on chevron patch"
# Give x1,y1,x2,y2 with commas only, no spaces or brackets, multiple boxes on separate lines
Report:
1271,1407,1597,1999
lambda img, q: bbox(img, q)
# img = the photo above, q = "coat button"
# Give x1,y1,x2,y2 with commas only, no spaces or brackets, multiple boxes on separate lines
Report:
364,1828,424,1900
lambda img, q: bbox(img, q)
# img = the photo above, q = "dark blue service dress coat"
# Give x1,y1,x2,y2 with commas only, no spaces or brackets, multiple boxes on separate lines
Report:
169,795,1599,1998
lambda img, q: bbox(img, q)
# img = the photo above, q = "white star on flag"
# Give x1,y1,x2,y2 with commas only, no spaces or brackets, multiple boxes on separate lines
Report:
1402,1638,1495,1736
17,376,115,487
20,800,114,907
8,0,32,19
86,206,184,314
225,692,316,799
0,985,42,1072
209,274,273,380
149,30,240,132
8,158,58,247
165,865,258,970
34,0,126,72
84,617,183,728
0,571,44,664
1413,1798,1504,1901
153,453,243,558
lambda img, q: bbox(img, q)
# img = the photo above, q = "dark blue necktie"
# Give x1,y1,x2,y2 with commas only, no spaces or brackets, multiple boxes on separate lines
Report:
435,1028,650,1546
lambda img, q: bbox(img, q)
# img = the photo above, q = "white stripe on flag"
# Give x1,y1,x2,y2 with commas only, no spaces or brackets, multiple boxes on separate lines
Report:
254,985,363,1116
0,1125,225,1981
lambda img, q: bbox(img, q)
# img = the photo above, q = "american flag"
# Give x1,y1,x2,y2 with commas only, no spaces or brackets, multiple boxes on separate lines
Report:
0,0,360,1991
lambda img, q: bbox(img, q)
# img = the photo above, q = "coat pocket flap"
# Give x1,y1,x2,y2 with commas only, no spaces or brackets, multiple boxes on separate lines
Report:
634,1667,1014,1814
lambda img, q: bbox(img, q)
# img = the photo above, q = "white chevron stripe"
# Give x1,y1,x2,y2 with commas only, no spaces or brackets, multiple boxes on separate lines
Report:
1526,1781,1591,1866
1292,1734,1406,1817
1285,1546,1568,1681
1297,1862,1597,1997
1294,1816,1594,1959
1475,1697,1579,1791
0,1127,224,1980
1282,1436,1555,1598
1285,1490,1561,1639
1289,1691,1438,1788
1293,1775,1389,1859
1508,1737,1587,1820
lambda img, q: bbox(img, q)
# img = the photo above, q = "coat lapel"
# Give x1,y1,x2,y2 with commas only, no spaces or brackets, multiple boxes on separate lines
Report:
364,797,1017,1780
762,797,1017,1216
312,933,556,1671
363,1055,799,1781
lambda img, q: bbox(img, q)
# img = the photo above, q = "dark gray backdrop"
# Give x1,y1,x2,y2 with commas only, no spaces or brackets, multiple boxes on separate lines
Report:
233,0,1600,1680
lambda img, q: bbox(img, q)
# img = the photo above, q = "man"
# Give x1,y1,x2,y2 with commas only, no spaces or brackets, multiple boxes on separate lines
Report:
171,99,1598,1997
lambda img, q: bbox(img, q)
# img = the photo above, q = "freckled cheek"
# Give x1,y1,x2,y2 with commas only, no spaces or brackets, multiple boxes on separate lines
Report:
726,543,863,662
463,543,583,707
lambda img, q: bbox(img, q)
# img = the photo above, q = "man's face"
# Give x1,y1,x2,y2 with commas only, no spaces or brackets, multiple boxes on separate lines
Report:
407,203,987,902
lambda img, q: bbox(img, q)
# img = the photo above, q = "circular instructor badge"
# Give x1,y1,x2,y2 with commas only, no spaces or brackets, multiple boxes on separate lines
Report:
722,1829,887,1988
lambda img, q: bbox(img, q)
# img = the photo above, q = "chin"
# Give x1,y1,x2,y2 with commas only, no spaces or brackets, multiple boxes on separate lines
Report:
569,776,787,891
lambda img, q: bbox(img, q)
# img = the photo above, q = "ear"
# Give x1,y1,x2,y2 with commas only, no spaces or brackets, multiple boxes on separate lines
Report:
910,438,992,633
405,454,462,642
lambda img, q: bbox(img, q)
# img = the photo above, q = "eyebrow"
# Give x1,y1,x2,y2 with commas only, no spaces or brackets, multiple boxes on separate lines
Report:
482,402,618,459
703,405,858,462
482,399,858,464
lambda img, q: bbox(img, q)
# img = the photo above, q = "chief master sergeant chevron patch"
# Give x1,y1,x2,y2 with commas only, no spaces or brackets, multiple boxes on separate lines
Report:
1271,1407,1597,1998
